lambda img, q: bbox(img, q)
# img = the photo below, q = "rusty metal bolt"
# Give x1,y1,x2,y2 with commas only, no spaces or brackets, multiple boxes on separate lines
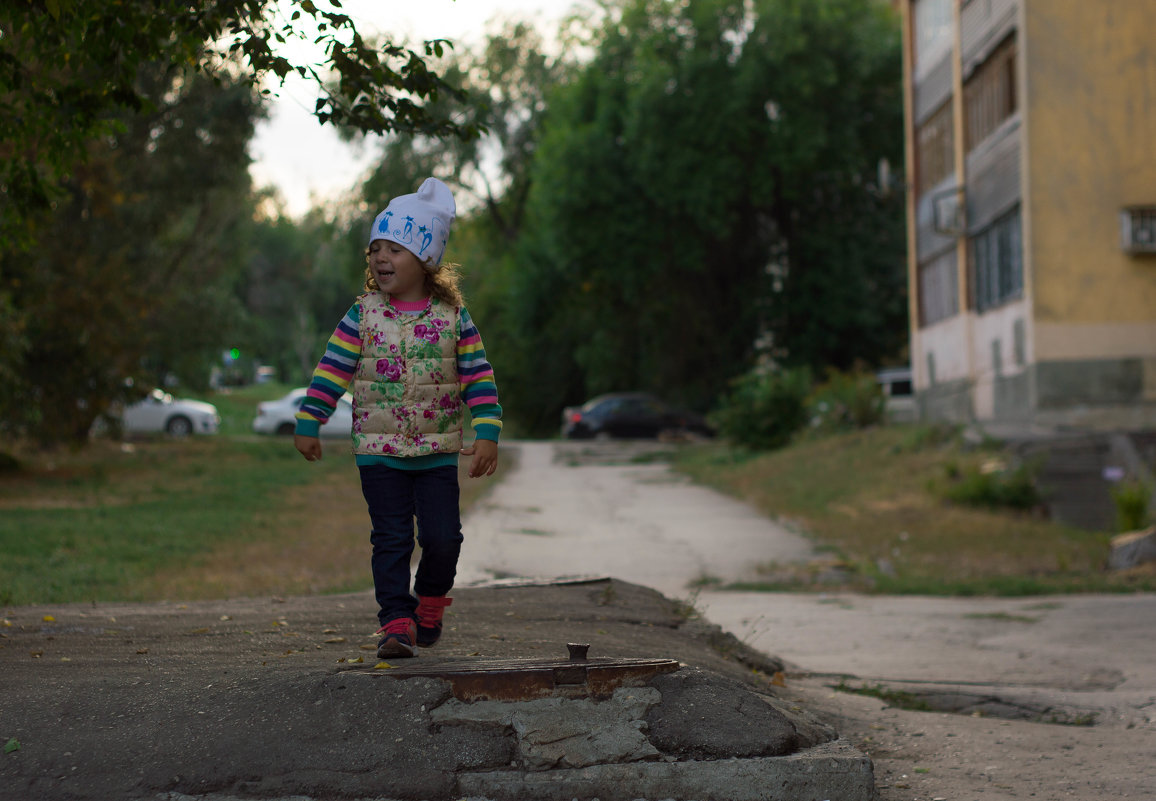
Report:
567,642,590,661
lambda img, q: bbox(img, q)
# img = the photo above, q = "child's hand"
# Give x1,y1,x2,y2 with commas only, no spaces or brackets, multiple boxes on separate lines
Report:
462,439,498,478
295,434,323,462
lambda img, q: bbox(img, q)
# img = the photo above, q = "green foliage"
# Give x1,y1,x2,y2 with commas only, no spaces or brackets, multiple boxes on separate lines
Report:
235,210,366,388
480,0,906,434
714,367,812,451
1111,481,1152,532
0,67,261,445
0,0,475,249
938,461,1043,512
807,369,886,433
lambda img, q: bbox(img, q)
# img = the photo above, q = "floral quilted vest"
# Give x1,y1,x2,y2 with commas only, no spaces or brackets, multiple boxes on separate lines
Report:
351,292,464,457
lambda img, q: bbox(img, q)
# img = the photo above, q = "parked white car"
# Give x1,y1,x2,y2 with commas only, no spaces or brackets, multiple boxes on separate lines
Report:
121,389,220,437
252,388,354,438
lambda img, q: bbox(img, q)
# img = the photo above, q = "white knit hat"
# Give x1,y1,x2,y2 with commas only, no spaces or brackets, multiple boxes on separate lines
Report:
368,178,456,265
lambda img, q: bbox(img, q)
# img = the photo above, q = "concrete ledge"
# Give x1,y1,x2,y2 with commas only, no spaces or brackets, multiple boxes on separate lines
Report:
455,739,875,801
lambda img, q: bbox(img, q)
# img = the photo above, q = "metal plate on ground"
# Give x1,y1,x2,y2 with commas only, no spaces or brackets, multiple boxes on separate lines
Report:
355,644,680,701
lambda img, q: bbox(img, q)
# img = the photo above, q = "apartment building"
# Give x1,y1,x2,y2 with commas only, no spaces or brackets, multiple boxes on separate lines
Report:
899,0,1156,428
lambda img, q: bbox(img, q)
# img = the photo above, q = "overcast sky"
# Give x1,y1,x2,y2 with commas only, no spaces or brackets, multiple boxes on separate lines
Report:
248,0,581,217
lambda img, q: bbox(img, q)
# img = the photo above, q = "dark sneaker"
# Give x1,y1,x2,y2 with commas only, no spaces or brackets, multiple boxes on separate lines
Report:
415,595,453,648
376,617,418,659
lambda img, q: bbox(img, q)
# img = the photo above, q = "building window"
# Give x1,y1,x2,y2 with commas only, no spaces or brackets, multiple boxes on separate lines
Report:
1120,206,1156,254
916,101,954,196
918,249,959,326
970,206,1023,312
963,35,1017,151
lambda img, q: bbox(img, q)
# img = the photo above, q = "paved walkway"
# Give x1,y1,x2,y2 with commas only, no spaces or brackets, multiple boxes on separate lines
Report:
458,440,817,600
460,441,1156,726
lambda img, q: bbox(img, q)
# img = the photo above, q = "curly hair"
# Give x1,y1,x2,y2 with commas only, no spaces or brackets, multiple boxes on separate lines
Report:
363,248,464,307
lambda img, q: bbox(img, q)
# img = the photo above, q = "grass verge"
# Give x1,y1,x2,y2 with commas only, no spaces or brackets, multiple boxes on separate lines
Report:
0,385,508,606
674,424,1156,596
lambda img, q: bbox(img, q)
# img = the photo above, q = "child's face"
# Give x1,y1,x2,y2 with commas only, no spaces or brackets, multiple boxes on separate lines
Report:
368,240,427,302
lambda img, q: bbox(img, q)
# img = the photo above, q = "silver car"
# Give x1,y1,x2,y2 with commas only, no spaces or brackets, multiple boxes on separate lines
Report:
252,388,354,438
122,389,220,437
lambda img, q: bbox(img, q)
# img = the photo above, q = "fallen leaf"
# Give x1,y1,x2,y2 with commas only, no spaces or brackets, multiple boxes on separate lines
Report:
359,644,376,651
374,661,394,670
42,615,55,622
219,615,231,621
4,738,19,754
60,657,71,662
2,619,12,627
771,671,787,687
351,656,364,663
29,651,43,659
324,637,347,644
136,648,149,655
191,628,210,635
323,628,337,634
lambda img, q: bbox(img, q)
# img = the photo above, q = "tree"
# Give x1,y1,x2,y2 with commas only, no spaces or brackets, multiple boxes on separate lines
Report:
357,19,573,245
0,65,262,445
237,207,368,387
498,0,906,433
0,0,476,249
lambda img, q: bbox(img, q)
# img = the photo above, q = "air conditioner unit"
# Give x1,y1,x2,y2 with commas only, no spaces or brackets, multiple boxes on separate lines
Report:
1121,207,1156,254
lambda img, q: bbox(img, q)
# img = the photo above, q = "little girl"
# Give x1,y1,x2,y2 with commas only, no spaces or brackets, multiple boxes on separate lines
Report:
294,177,501,659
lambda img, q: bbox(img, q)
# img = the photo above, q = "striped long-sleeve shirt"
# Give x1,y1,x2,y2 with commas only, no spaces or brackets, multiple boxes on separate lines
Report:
295,298,502,468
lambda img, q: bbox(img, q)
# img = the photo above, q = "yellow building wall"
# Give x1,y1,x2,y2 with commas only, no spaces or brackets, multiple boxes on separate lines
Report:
1023,0,1156,353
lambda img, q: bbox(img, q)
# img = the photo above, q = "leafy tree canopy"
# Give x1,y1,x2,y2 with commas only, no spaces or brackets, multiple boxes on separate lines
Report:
494,0,906,433
0,0,477,249
0,63,262,445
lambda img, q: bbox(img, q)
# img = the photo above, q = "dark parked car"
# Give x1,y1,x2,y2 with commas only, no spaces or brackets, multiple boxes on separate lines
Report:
561,393,714,440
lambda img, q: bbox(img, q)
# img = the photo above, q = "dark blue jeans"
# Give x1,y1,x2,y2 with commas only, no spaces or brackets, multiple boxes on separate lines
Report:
358,464,463,627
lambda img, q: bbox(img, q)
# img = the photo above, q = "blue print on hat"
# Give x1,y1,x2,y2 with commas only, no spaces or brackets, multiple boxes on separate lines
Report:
417,225,432,256
397,215,415,244
377,211,393,235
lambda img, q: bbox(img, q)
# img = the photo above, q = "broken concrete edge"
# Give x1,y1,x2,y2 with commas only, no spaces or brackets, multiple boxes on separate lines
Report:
454,739,875,801
678,618,788,677
831,677,1103,726
150,739,873,801
1108,525,1156,570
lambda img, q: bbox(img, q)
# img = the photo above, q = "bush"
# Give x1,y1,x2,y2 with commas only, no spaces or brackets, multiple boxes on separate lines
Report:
938,459,1042,511
807,368,886,433
1111,481,1152,532
714,367,811,451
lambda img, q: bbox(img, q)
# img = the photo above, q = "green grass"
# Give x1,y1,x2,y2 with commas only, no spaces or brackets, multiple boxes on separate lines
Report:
0,385,506,606
5,417,1151,606
675,424,1156,596
0,437,341,605
194,381,297,436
